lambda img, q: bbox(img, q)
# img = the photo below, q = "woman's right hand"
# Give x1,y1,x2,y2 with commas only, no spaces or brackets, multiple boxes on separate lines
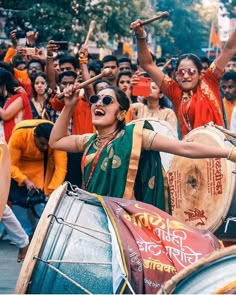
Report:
130,19,145,37
63,84,81,107
130,73,141,87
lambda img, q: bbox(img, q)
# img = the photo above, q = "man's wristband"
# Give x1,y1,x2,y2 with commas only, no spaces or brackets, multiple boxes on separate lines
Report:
79,58,88,64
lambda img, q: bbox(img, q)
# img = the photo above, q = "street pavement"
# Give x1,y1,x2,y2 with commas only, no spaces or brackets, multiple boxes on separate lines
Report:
0,240,22,294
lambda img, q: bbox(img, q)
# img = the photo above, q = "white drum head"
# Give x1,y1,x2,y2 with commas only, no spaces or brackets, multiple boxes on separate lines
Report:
168,125,236,232
131,119,178,172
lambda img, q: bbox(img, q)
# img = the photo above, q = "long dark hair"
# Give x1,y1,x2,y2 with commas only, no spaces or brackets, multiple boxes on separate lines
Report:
0,68,19,107
31,72,48,98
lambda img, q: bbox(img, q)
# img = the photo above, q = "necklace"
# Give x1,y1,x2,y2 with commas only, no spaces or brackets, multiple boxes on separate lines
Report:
95,129,119,147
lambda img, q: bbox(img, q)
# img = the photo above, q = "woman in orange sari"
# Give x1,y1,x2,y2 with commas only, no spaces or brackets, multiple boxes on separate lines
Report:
130,20,236,138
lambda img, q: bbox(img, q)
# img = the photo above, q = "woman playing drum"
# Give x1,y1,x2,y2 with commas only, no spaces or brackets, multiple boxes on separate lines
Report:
49,85,236,211
130,19,236,138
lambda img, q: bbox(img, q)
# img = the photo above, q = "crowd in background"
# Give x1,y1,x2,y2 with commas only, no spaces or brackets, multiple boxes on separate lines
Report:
1,23,236,261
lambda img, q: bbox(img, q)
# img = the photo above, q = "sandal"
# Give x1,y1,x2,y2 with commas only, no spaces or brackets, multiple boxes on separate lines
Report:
17,244,29,263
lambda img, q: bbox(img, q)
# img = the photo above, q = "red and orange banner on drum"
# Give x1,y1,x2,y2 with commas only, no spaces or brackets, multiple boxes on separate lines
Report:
101,197,223,294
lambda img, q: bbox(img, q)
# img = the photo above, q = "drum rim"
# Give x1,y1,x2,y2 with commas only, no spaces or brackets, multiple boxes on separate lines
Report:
159,245,236,294
130,118,178,138
14,182,68,294
131,118,178,173
170,125,236,232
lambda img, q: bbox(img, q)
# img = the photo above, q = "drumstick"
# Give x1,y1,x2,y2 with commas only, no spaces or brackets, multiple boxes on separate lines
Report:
141,11,169,25
58,68,111,100
84,20,96,47
130,11,169,30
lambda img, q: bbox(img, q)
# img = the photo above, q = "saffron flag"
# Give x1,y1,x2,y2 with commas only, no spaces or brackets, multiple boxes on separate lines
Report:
210,23,222,49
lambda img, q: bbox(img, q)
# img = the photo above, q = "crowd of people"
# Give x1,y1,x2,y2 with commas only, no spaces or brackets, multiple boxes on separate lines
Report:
1,18,236,270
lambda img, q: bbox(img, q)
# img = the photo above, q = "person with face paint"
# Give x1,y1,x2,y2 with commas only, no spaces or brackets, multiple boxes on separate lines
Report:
0,68,32,142
49,85,236,211
130,20,236,139
8,119,67,238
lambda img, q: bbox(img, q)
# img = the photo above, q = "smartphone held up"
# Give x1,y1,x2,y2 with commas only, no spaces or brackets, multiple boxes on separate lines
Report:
132,77,151,97
24,47,36,55
51,41,68,51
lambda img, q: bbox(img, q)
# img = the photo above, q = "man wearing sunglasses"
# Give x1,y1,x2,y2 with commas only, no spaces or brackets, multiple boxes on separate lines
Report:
129,20,236,139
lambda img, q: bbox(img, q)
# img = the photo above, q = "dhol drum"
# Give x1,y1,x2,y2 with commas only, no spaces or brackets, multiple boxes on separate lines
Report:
0,138,11,219
15,182,223,294
158,245,236,294
15,183,127,294
131,119,178,173
168,124,236,240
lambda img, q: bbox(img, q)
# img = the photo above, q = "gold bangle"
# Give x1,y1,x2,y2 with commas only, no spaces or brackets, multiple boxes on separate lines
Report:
227,146,236,162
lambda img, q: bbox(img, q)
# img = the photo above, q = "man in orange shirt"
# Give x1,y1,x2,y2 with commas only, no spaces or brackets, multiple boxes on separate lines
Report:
8,119,67,238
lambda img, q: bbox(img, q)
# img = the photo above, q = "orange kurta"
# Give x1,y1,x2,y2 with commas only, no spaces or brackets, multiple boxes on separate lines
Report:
8,119,67,196
51,94,94,135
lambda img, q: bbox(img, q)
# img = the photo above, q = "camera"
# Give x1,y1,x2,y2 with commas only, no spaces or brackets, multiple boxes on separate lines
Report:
27,188,46,206
16,30,26,39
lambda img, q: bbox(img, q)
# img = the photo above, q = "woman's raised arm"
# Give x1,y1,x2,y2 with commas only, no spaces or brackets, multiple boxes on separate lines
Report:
215,27,236,71
130,19,165,88
49,87,82,152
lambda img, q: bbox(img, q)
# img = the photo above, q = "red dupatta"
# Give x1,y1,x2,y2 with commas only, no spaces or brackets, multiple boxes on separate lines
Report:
3,93,32,142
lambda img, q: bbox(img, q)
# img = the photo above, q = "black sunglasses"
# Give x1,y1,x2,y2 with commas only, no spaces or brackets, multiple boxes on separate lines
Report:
89,95,114,106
